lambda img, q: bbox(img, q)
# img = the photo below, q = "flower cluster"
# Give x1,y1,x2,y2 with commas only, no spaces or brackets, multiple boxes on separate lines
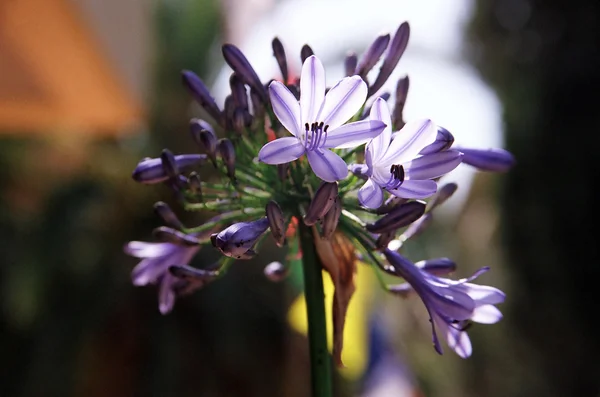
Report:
124,22,514,359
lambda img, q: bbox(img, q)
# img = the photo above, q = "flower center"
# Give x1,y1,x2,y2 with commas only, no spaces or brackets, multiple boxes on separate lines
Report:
383,164,405,190
303,122,329,151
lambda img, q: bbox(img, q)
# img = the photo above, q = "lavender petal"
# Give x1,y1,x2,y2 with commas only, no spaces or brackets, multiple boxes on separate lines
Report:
358,178,384,209
300,55,326,123
471,304,503,324
348,163,369,180
404,150,463,180
158,274,176,314
419,126,455,155
367,97,393,163
307,149,348,182
269,81,302,137
456,147,516,172
379,119,437,166
389,179,437,199
316,76,367,130
258,137,305,164
324,120,386,149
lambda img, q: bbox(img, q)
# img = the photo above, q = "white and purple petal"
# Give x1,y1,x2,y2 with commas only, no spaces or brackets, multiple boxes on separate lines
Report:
367,97,393,163
389,179,437,199
403,150,463,180
379,119,437,166
268,81,302,137
300,55,326,123
470,304,503,324
358,178,384,208
307,149,348,182
316,75,367,130
258,137,305,164
323,120,386,149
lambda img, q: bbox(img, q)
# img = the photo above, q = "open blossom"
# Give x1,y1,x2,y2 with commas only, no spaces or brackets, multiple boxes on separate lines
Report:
258,55,386,182
124,241,200,314
350,98,463,208
384,249,505,357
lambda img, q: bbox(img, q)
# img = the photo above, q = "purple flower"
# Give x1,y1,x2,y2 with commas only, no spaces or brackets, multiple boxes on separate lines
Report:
211,217,270,259
132,154,206,184
383,249,505,358
454,147,515,172
258,55,386,182
351,98,463,208
124,241,200,314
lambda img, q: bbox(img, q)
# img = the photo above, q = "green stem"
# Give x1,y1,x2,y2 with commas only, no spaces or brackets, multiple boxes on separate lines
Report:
298,222,333,397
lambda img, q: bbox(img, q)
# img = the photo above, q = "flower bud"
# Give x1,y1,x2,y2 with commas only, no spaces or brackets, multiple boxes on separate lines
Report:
153,226,200,246
169,264,219,295
190,119,218,167
188,171,202,199
366,201,425,233
426,182,458,212
300,44,314,63
218,138,236,180
272,37,289,83
356,33,390,78
132,154,206,184
266,200,286,247
304,182,339,226
154,201,184,230
222,44,268,103
456,147,516,172
160,149,178,178
376,230,396,250
419,126,455,155
375,196,408,215
181,70,223,125
211,218,270,259
264,261,288,282
230,73,249,110
415,257,456,276
368,22,410,96
344,52,358,77
321,196,342,239
277,163,289,181
392,76,409,129
250,88,265,118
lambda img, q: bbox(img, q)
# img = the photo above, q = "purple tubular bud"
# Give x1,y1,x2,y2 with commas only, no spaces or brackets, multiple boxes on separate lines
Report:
232,108,247,133
356,33,391,79
181,70,223,125
420,126,455,155
456,147,516,172
368,22,410,97
321,196,342,239
264,261,288,282
153,226,201,246
212,217,270,259
224,95,235,130
415,257,457,276
392,76,409,129
189,119,218,166
222,44,268,103
277,163,289,181
375,196,408,215
366,201,426,233
426,182,458,211
304,182,339,226
272,37,289,83
132,154,206,184
265,200,286,247
300,44,314,63
188,172,202,199
154,201,184,230
250,88,265,118
218,138,236,180
401,213,432,241
376,230,396,250
160,149,178,178
229,74,249,110
168,264,219,296
345,52,358,77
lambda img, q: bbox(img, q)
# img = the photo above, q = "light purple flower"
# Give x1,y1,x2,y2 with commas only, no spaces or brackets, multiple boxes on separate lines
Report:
211,217,270,259
351,98,463,208
384,249,505,358
124,241,200,314
258,55,386,182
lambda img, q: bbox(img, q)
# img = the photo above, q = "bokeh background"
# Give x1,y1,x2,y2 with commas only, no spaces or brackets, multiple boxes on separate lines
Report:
1,0,598,396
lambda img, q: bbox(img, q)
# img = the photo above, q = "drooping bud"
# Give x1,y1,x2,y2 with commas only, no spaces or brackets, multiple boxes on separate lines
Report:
300,44,314,63
168,264,220,296
426,182,458,211
304,182,339,226
376,230,396,250
368,22,410,96
277,163,289,181
344,52,358,77
211,217,270,259
229,73,249,110
250,88,265,118
321,196,342,239
160,149,178,178
188,171,202,199
456,147,516,172
392,76,409,129
356,33,391,79
272,37,289,83
419,126,455,155
153,226,201,246
264,261,288,282
154,201,184,230
266,200,286,247
375,196,408,215
388,257,457,297
181,70,223,125
366,201,425,233
232,108,248,133
218,138,236,180
223,94,235,130
189,119,218,167
222,44,268,103
132,154,206,184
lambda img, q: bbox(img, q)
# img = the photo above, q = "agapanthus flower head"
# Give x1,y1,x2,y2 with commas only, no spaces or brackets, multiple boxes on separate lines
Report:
384,249,505,358
258,55,386,182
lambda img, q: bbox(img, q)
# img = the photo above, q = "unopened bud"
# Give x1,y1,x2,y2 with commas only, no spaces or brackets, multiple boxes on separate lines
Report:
264,261,288,282
250,88,265,118
132,154,206,184
190,119,218,166
368,22,410,96
304,182,338,226
153,226,200,246
154,201,184,230
426,183,458,212
356,33,391,78
218,138,236,180
181,70,223,125
169,264,219,296
419,126,455,155
376,230,396,250
415,257,457,276
392,76,409,129
160,149,178,178
266,200,286,247
277,163,289,181
188,172,202,199
230,74,249,110
375,196,408,215
366,201,425,233
272,37,289,83
300,44,314,63
345,52,358,77
222,44,268,103
456,147,516,172
321,196,342,239
212,218,270,259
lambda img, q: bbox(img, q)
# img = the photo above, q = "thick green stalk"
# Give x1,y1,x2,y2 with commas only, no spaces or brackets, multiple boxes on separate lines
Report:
298,222,333,397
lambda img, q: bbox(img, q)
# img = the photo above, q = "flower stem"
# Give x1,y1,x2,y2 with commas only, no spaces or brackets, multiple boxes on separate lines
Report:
298,222,333,397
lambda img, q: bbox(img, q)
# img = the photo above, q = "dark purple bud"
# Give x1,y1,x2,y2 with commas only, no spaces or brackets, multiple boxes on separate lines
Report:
232,108,247,133
321,196,342,239
181,70,223,125
250,88,265,118
376,230,396,250
266,200,286,247
188,171,202,199
356,33,391,79
415,257,456,276
392,76,409,129
456,147,516,172
218,138,236,179
345,52,358,77
375,196,408,215
189,118,218,166
272,37,289,83
264,261,288,282
169,264,219,296
229,73,249,110
366,201,426,233
132,154,206,184
212,218,270,259
368,22,410,96
304,182,339,226
154,201,184,230
426,182,458,211
224,95,235,130
300,44,314,63
419,126,455,155
160,149,178,178
222,44,268,103
277,163,289,181
153,226,200,246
